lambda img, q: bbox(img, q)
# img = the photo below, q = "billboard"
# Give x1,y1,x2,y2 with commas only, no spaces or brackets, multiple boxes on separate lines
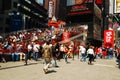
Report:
67,0,93,6
114,0,120,13
67,0,94,16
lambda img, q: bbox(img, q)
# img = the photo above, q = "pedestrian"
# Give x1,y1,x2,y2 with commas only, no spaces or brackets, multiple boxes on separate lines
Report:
87,46,95,65
0,42,6,63
59,44,65,59
102,47,107,59
79,45,86,62
33,41,40,61
42,41,52,74
23,41,29,65
107,46,113,59
64,45,70,64
27,41,33,61
51,43,59,67
116,51,120,68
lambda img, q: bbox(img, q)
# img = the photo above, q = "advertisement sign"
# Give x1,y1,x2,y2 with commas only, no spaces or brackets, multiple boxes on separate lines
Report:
104,30,114,48
62,31,70,43
67,0,93,6
114,0,120,13
67,0,93,16
75,0,86,5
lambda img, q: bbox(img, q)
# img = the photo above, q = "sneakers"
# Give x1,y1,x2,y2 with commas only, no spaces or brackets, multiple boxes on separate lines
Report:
55,65,59,68
43,69,48,74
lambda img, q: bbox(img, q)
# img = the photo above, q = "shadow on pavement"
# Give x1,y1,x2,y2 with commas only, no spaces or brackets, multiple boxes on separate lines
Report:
46,70,57,74
0,63,38,70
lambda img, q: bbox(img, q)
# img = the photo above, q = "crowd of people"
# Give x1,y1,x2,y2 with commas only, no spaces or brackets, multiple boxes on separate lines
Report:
0,28,120,73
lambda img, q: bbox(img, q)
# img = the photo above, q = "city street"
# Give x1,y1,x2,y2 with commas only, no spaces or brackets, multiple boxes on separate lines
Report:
0,57,120,80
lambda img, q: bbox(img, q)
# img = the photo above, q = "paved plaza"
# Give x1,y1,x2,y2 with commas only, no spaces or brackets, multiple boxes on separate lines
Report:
0,57,120,80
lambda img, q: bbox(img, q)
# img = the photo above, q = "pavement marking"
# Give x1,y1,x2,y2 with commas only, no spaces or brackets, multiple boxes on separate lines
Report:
94,64,115,68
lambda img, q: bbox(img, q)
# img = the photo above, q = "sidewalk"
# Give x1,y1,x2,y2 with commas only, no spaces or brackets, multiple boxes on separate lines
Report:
0,57,120,80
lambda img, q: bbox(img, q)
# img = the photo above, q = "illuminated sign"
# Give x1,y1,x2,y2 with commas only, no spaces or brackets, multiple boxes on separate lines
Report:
75,0,86,5
67,1,93,16
114,0,120,13
67,10,92,16
67,0,93,6
48,1,54,18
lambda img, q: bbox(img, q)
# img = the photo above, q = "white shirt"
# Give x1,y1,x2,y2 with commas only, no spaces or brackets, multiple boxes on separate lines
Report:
80,46,86,53
27,44,32,51
87,48,94,55
79,46,86,54
33,44,40,52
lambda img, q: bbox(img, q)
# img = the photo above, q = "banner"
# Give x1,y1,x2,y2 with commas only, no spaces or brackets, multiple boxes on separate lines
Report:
62,31,70,43
104,30,114,48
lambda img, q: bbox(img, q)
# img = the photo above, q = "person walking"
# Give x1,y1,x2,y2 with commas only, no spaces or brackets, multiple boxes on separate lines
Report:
64,45,70,64
42,41,52,74
33,41,40,61
87,46,95,65
79,45,86,62
51,43,59,67
27,41,33,61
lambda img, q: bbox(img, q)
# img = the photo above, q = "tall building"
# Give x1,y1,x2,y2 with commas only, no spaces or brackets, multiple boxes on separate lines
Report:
0,0,48,35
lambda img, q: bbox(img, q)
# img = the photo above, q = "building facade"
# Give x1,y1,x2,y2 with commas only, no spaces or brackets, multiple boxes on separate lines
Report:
44,0,103,46
0,0,48,35
66,0,103,46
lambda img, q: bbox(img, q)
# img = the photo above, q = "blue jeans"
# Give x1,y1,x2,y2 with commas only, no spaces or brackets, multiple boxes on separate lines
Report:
11,52,19,61
27,51,32,60
81,53,87,61
53,57,57,66
33,52,39,61
107,53,113,59
64,54,68,63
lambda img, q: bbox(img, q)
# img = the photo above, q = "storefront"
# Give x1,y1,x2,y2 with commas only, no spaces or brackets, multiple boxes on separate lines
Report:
66,0,102,47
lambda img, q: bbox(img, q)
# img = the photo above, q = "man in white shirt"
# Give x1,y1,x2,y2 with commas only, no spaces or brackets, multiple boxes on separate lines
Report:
79,45,86,62
33,41,40,61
